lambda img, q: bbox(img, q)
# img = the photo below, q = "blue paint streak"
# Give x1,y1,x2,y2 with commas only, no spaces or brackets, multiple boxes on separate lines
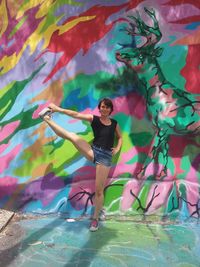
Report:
62,88,98,111
185,22,200,30
64,157,91,173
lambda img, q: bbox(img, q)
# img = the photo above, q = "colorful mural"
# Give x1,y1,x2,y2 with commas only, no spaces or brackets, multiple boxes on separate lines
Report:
0,0,200,220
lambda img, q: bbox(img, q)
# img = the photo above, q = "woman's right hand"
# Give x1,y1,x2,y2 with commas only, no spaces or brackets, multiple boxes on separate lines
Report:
48,103,60,113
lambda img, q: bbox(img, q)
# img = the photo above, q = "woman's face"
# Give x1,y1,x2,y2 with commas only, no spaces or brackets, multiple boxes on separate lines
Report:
99,101,112,116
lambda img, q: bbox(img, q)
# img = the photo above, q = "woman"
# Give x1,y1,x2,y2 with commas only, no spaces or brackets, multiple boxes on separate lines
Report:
39,98,122,231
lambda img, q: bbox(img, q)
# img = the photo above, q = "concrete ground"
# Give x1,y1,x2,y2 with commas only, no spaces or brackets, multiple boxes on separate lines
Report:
0,210,200,267
0,209,14,232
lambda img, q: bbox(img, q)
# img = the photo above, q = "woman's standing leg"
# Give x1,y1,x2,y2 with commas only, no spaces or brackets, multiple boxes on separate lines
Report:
43,116,94,161
89,164,110,231
93,164,110,219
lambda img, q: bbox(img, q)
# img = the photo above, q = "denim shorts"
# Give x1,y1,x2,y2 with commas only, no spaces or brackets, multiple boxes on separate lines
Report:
92,145,112,167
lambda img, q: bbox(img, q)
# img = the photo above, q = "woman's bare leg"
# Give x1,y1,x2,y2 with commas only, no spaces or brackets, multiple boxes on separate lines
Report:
43,116,94,161
93,164,110,220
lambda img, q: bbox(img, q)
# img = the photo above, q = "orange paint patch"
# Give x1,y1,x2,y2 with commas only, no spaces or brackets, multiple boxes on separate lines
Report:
31,79,64,104
32,163,55,178
174,28,200,46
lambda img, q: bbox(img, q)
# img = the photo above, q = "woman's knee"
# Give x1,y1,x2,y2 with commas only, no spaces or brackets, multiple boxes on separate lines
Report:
95,188,104,198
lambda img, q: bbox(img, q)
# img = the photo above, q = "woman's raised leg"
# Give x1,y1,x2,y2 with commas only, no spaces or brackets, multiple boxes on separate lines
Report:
43,116,94,162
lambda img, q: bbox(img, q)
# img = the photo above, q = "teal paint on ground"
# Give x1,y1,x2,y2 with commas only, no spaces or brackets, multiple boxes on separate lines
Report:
3,216,200,267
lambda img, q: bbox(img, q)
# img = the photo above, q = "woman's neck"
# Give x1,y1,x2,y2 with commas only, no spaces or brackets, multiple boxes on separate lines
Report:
100,115,111,125
100,115,109,120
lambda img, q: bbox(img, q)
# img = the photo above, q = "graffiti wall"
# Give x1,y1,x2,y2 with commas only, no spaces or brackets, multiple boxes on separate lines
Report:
0,0,200,220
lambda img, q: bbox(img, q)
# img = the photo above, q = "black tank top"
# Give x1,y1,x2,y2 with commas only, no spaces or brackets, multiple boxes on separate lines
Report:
91,115,117,150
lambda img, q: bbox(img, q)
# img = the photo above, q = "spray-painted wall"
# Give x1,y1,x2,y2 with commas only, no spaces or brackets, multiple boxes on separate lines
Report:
0,0,200,220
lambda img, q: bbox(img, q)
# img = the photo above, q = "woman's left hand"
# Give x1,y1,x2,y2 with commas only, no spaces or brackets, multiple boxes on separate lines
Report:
111,147,119,156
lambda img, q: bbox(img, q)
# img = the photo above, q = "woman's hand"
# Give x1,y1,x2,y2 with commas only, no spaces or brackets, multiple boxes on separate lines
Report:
48,103,61,113
111,147,120,156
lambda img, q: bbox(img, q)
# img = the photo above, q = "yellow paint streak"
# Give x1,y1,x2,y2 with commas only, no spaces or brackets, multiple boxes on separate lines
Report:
17,0,83,19
0,81,15,97
58,16,96,35
0,100,11,117
26,15,96,52
16,0,55,19
35,0,62,18
0,0,8,37
0,48,25,74
0,14,95,74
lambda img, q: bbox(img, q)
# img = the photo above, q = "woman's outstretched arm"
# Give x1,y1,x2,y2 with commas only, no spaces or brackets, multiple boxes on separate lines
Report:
48,103,93,122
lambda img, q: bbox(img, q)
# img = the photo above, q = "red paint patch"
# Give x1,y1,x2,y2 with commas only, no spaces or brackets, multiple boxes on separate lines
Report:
181,45,200,93
39,2,143,83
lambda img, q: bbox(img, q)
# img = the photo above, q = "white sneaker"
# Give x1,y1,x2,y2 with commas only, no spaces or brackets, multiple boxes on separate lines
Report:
38,107,52,119
89,219,99,232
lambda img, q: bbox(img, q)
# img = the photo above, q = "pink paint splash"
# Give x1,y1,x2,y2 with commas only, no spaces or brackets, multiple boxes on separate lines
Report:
0,143,10,154
0,121,20,142
32,102,51,119
80,92,146,120
112,93,146,120
0,144,22,174
146,182,173,214
121,179,142,210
